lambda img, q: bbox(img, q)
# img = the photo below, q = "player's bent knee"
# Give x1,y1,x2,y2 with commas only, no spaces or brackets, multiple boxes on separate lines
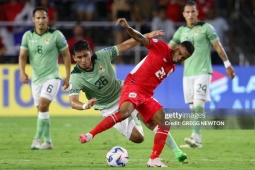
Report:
129,126,144,143
129,133,144,143
38,103,50,112
144,120,157,130
119,111,131,120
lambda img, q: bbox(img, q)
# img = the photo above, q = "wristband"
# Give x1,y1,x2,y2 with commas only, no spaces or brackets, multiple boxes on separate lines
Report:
224,60,231,68
82,103,87,110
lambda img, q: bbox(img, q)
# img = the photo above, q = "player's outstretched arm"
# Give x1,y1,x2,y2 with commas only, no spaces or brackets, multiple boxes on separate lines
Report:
116,18,150,46
70,95,96,110
117,30,165,53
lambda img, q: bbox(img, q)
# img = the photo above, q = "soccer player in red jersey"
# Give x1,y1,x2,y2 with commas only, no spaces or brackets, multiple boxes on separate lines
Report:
80,18,194,167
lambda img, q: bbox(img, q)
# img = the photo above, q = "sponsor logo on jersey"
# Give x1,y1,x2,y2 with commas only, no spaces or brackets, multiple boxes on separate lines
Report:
167,68,174,77
45,37,50,44
129,92,137,98
103,47,111,51
163,58,167,62
152,39,158,43
87,77,93,81
29,40,37,43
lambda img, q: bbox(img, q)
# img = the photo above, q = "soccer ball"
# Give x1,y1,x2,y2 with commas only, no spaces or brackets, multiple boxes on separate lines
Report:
106,146,129,167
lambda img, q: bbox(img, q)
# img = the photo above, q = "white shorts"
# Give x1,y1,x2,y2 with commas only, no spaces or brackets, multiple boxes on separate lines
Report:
31,79,61,106
100,102,140,139
183,74,212,103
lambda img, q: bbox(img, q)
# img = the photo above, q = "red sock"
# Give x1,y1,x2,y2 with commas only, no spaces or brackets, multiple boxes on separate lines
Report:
89,112,122,137
150,125,169,159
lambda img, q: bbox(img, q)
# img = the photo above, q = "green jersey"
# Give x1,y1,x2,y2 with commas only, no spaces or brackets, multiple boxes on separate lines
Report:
69,46,122,110
20,28,68,84
170,22,218,76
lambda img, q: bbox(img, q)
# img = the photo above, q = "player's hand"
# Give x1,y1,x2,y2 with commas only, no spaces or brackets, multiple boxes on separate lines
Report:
87,98,97,109
116,18,129,28
20,72,29,84
62,77,70,90
146,30,165,38
226,66,235,79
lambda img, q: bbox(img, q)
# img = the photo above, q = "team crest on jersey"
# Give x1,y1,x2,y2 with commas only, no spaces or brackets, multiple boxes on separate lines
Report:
152,39,158,43
194,29,199,36
98,65,105,72
129,92,137,98
45,37,50,44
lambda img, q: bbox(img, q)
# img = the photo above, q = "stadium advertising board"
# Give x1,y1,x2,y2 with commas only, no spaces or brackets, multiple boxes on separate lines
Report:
0,65,100,116
1,65,254,116
116,65,255,109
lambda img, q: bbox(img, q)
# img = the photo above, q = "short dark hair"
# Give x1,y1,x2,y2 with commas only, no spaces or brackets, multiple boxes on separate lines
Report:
184,0,197,10
33,7,48,16
180,41,195,55
72,40,91,54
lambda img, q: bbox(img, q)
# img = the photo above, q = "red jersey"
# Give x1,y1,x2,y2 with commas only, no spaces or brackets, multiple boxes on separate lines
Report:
124,38,175,95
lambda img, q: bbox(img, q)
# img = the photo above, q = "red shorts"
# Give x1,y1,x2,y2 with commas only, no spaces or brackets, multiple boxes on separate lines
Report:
119,84,162,122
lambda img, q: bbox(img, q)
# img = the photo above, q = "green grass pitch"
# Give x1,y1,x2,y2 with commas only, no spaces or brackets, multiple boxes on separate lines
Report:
0,116,254,170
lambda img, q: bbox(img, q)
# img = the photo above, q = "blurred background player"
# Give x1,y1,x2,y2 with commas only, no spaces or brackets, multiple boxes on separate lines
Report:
168,0,235,148
205,7,236,64
0,35,7,63
66,23,95,64
151,5,175,43
18,7,71,150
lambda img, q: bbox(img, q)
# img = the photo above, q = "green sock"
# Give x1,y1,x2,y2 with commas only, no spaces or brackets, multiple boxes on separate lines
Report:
165,132,180,153
43,118,51,143
34,118,47,139
191,106,204,135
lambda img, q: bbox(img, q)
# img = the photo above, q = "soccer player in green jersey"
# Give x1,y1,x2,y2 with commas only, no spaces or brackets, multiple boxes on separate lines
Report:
69,37,188,163
19,7,71,150
168,0,236,148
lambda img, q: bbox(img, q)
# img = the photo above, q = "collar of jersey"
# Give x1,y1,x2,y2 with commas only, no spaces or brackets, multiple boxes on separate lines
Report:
184,21,205,28
32,27,49,36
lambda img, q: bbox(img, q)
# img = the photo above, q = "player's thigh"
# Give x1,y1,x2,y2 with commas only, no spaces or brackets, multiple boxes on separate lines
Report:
151,108,170,130
41,79,61,102
137,97,162,122
194,74,212,102
100,102,119,117
113,117,137,139
100,102,142,140
183,76,195,103
31,83,43,106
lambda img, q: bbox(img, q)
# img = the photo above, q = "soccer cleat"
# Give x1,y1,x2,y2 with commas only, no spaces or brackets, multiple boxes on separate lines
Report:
183,136,202,148
79,133,93,144
40,142,53,150
174,150,188,164
31,139,41,150
146,158,168,167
